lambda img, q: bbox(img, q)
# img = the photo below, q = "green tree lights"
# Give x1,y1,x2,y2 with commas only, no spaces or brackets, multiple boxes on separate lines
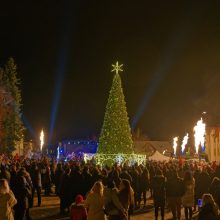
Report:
97,62,133,154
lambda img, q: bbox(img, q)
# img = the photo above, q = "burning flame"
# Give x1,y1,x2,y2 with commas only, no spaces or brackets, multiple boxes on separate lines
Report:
181,133,189,154
40,129,44,151
173,137,178,156
194,118,206,154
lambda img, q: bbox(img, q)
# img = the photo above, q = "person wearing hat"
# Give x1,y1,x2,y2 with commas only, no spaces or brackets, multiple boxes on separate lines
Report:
70,194,87,220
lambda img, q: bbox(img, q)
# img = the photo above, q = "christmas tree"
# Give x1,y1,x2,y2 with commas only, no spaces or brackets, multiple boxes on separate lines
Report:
97,62,133,154
0,58,24,154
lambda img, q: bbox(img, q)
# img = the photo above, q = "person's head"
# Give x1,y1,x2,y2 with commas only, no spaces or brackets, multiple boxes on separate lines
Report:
119,179,131,192
65,167,71,175
75,194,84,204
184,171,193,182
17,167,28,177
169,169,178,178
0,179,9,194
10,164,17,172
119,179,132,202
91,181,103,196
211,177,220,186
57,163,62,170
106,180,115,189
156,169,163,176
31,162,37,169
202,193,215,206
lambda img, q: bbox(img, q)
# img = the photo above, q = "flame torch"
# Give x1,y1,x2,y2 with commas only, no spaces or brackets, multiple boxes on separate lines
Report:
173,137,178,156
181,133,189,154
194,118,206,154
40,129,44,152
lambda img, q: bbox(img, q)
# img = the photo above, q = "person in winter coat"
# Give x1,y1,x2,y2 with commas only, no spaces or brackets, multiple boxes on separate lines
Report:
0,179,17,220
194,168,201,211
103,180,126,220
195,170,211,202
182,171,195,220
139,168,149,207
54,163,63,196
41,164,51,196
210,177,220,207
70,166,84,204
23,168,33,220
30,162,42,207
59,167,72,214
70,194,87,220
82,166,92,198
166,169,184,220
152,169,166,220
129,168,140,208
14,168,32,220
9,165,17,194
119,168,132,184
85,181,106,220
198,193,219,220
117,179,134,220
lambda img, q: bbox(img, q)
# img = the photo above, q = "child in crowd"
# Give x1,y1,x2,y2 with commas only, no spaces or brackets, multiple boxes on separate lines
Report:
70,194,88,220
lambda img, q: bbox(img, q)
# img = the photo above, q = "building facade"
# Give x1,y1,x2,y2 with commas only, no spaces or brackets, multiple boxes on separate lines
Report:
206,126,220,161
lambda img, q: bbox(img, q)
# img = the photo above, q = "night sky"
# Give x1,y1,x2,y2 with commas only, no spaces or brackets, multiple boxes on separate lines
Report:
1,1,220,144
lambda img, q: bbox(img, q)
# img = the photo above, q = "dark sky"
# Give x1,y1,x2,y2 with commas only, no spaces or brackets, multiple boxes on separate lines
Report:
1,1,220,144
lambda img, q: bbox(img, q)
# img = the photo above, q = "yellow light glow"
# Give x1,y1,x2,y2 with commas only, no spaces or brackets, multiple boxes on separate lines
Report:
111,61,123,74
40,129,44,151
173,137,178,156
194,118,206,154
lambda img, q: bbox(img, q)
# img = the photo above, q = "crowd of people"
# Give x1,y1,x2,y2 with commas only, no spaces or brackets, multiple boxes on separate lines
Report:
1,154,220,220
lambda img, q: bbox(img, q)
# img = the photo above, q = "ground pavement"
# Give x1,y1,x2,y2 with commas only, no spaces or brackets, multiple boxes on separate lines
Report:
30,195,196,220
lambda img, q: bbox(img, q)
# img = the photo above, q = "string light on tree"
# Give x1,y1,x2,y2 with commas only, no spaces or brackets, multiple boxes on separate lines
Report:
98,61,133,157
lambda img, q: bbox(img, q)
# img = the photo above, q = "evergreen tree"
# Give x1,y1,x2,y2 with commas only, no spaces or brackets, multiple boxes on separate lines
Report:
0,58,24,154
98,64,133,154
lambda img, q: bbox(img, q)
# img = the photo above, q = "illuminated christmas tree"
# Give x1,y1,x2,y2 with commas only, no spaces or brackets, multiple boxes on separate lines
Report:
97,62,133,154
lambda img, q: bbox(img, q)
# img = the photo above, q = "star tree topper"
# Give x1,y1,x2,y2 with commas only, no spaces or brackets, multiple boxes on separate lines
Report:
111,61,123,74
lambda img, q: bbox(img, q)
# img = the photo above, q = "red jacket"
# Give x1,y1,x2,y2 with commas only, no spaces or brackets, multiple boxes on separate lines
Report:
70,204,87,220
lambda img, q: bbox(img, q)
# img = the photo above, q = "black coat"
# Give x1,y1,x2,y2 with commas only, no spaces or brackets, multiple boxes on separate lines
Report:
82,171,92,197
152,175,166,206
166,175,184,198
196,172,211,199
54,169,64,189
139,172,149,192
198,203,219,220
30,167,42,187
14,175,31,209
70,171,84,202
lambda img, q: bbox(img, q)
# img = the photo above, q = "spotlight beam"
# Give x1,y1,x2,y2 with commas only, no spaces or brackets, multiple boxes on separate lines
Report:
132,4,206,128
48,3,73,144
